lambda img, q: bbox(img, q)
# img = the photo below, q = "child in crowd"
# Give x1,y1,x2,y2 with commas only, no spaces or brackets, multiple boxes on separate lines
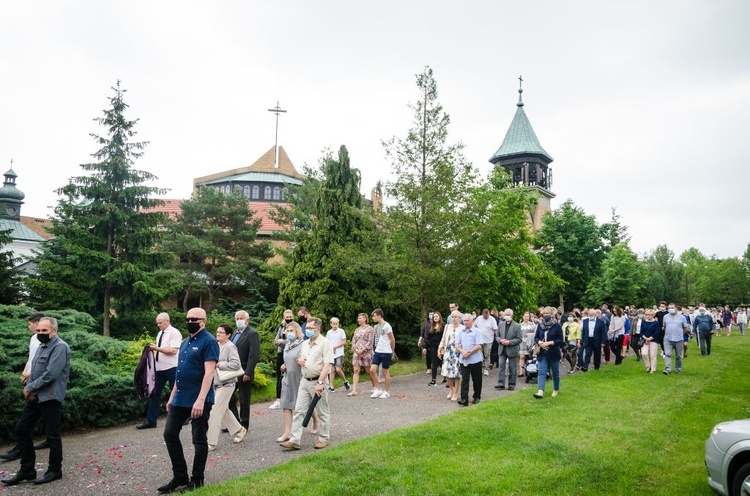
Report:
326,318,350,392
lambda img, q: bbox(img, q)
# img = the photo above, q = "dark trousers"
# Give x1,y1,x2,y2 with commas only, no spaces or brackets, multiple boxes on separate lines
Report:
15,399,62,474
146,367,176,425
603,340,611,362
460,362,482,401
229,379,252,428
699,331,712,356
275,352,284,399
490,340,499,368
583,344,602,370
630,334,642,360
429,341,441,381
576,346,585,367
612,335,625,365
163,403,212,481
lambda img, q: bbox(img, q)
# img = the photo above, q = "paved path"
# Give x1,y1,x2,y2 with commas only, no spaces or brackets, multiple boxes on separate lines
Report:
0,369,533,495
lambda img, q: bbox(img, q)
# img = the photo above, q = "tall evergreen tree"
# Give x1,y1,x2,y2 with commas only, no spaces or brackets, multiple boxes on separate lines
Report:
162,186,273,311
0,228,21,303
583,242,647,307
382,66,476,321
29,82,170,336
276,145,378,322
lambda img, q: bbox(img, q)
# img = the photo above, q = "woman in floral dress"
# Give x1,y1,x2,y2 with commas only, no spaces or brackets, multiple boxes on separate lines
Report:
518,312,537,377
348,313,378,397
438,310,463,401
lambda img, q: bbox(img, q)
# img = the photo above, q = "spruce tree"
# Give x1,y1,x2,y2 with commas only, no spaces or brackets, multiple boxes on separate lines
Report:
0,228,20,303
30,82,170,336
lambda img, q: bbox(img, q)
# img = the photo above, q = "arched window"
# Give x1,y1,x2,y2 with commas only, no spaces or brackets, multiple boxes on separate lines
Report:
252,185,259,199
272,186,281,200
281,187,289,200
243,185,251,198
264,186,271,199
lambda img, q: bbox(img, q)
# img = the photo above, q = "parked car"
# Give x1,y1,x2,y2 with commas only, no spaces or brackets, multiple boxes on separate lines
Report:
706,419,750,495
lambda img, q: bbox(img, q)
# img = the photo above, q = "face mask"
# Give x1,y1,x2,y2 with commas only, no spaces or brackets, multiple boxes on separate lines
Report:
699,310,706,315
505,316,512,322
284,318,293,324
235,319,246,329
638,313,644,318
186,322,201,333
668,308,676,315
428,314,434,321
567,317,574,322
286,332,296,341
298,316,307,325
37,333,51,344
543,315,552,322
590,316,596,321
304,329,314,339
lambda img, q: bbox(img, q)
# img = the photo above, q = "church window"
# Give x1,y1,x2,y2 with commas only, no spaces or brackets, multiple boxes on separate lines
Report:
264,186,271,199
252,186,259,199
281,187,289,200
272,187,281,200
243,185,251,198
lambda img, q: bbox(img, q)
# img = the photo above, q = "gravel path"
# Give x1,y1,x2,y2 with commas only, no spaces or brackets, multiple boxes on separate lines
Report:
0,369,533,495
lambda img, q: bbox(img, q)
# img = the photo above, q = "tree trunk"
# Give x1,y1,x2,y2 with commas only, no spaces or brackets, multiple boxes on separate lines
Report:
103,287,111,337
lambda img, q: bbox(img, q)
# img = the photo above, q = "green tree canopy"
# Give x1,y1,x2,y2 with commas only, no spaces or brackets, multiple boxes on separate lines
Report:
583,242,647,307
0,228,20,304
29,82,171,335
534,199,607,308
643,245,685,304
162,186,273,311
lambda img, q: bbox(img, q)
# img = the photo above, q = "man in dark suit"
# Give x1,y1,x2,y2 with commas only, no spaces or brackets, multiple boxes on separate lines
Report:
581,309,608,371
495,309,523,391
229,310,259,430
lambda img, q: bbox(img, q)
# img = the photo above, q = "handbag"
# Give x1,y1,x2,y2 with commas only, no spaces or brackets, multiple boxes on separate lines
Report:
637,337,645,348
218,368,245,383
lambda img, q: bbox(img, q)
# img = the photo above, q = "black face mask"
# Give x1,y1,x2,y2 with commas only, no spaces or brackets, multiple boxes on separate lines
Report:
186,322,201,334
543,315,552,323
37,333,51,344
298,316,307,325
284,318,293,324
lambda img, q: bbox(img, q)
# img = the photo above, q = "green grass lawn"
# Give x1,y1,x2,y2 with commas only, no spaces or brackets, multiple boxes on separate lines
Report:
198,337,750,495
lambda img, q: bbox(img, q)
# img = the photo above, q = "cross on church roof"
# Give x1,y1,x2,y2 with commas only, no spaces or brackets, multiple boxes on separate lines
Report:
267,101,287,169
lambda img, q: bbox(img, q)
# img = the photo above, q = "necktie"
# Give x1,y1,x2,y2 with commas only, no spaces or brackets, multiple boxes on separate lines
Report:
156,331,164,362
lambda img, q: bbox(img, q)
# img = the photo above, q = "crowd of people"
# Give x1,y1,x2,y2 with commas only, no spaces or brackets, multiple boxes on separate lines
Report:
2,301,745,493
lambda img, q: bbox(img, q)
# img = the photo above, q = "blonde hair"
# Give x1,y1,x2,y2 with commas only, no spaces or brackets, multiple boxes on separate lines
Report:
450,310,462,318
285,321,304,340
644,309,655,317
330,317,340,325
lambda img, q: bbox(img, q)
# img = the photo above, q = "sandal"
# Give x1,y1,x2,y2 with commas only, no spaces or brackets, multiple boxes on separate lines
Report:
451,396,457,401
346,391,358,397
275,436,290,443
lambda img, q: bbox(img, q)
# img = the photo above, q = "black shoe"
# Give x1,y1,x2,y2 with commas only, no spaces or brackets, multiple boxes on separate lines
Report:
428,380,436,387
34,440,50,450
494,384,505,389
136,422,156,430
663,370,670,375
158,477,190,493
456,399,468,406
441,378,447,383
33,471,62,485
2,470,36,486
0,448,21,461
179,478,204,492
221,428,229,433
472,398,480,405
182,418,191,426
507,386,515,391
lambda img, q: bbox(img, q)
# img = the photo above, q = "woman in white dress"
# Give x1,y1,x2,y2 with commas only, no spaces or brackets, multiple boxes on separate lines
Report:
438,310,463,401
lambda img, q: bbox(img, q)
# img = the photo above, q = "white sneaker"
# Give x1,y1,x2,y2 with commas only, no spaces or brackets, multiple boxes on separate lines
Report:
370,389,383,398
379,391,390,399
483,370,490,376
269,400,281,410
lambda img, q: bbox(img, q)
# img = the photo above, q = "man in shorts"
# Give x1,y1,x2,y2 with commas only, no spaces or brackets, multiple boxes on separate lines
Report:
370,308,395,399
326,318,350,392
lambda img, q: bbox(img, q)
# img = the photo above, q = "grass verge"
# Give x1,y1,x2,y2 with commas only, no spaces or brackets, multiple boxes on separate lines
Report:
198,338,749,495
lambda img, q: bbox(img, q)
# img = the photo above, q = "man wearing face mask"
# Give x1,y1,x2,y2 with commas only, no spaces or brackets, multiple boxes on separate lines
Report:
158,307,219,493
661,303,689,375
475,308,499,376
580,310,608,371
494,309,523,390
297,306,311,335
270,309,295,410
280,317,334,451
692,306,715,356
228,310,259,430
2,317,70,487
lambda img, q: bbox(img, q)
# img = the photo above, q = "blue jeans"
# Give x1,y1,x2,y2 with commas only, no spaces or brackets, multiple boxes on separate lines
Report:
146,367,176,426
537,353,560,391
163,403,212,481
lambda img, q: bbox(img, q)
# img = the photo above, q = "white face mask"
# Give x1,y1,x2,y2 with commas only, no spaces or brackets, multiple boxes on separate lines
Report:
235,319,246,329
504,315,512,322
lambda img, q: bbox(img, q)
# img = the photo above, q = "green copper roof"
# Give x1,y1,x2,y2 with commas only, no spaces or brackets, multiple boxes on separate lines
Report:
0,218,45,242
489,89,553,164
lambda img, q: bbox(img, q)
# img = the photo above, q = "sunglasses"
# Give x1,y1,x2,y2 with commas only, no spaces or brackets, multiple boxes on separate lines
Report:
186,317,203,323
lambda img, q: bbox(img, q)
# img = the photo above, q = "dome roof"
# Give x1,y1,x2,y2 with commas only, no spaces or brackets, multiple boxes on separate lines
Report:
0,168,25,201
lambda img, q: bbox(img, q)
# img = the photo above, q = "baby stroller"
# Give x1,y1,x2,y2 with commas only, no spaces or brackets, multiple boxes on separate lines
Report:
524,356,539,383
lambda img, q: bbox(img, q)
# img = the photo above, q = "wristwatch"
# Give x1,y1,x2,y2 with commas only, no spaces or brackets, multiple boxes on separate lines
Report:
316,380,324,385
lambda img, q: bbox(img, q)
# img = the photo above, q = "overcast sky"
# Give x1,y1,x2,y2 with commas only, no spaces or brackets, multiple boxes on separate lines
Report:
1,1,748,259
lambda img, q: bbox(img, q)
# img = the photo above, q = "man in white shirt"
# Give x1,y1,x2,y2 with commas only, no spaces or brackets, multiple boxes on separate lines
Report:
137,313,182,429
474,308,498,376
326,318,350,392
370,308,396,399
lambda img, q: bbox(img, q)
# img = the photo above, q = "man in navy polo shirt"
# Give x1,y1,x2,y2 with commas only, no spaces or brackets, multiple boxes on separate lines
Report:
158,308,219,494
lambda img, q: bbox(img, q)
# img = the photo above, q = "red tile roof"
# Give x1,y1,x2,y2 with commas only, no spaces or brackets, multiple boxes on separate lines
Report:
143,199,290,234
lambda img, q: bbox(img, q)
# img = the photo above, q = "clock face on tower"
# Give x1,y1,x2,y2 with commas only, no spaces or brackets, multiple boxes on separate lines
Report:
5,206,17,217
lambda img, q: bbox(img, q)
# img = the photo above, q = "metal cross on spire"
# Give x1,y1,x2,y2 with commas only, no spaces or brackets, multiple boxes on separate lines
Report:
267,101,287,169
517,75,524,107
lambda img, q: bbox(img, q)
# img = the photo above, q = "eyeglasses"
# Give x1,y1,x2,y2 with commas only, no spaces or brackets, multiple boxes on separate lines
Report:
186,317,203,323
